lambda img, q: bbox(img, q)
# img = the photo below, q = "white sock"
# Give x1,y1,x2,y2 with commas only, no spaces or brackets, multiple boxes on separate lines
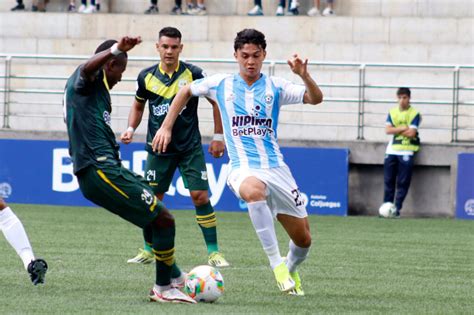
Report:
286,240,310,273
154,284,171,293
0,207,35,270
247,201,283,269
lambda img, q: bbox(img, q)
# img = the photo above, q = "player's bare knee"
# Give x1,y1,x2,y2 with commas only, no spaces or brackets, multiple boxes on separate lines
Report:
154,209,175,229
294,232,312,248
190,190,209,206
0,198,7,210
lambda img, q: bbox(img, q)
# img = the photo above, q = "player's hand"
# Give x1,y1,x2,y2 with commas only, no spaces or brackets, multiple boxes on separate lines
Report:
209,140,225,159
151,127,171,154
287,54,308,77
117,36,142,52
120,130,134,144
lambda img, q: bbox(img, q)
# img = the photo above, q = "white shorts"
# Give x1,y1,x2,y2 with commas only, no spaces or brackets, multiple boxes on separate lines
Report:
227,165,308,218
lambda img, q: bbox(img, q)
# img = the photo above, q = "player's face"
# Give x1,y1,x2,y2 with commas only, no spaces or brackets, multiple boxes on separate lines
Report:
105,57,127,90
156,36,183,68
397,94,410,109
234,44,266,83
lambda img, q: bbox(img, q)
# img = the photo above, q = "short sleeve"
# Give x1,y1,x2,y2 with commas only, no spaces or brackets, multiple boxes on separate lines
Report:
190,73,228,101
271,77,306,106
135,71,147,103
410,113,421,129
189,64,204,80
386,114,394,126
73,65,97,94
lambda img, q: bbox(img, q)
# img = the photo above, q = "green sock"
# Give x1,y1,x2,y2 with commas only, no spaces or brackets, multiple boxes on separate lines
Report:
143,224,153,253
152,224,175,286
195,202,219,254
171,263,182,278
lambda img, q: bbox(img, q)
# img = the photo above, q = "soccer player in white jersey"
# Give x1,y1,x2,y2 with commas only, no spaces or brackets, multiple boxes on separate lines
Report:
151,28,323,296
0,198,48,285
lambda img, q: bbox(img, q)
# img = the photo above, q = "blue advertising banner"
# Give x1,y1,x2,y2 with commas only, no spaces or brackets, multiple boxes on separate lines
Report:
455,153,474,220
0,139,348,216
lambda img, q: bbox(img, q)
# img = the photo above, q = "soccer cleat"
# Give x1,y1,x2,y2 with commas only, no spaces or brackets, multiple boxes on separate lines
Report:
171,272,186,289
208,252,230,267
288,271,305,296
149,287,196,304
189,6,207,15
273,262,295,292
248,5,263,16
144,5,159,14
27,259,48,285
127,248,154,264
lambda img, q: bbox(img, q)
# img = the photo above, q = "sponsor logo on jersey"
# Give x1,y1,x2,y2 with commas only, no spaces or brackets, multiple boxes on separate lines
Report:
103,111,111,126
201,171,208,180
152,103,170,116
264,94,273,104
231,115,273,137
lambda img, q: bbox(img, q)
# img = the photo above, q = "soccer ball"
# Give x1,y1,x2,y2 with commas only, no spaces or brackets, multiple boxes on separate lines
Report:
185,265,224,303
378,202,397,218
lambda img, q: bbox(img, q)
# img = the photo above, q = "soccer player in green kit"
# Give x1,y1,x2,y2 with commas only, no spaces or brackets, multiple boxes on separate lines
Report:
63,35,195,304
121,27,229,267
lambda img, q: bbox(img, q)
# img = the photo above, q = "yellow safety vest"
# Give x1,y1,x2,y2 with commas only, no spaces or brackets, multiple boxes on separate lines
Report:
389,106,421,152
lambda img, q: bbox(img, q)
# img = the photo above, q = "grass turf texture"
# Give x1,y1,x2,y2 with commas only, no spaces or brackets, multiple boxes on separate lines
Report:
0,204,473,314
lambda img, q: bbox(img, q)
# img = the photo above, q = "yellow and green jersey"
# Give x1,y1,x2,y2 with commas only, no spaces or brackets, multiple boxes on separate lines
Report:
386,105,421,153
135,61,204,156
64,65,121,175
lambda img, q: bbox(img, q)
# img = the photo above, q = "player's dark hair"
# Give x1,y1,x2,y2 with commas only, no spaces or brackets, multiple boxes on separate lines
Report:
397,87,411,98
94,39,128,58
159,27,182,40
234,29,267,51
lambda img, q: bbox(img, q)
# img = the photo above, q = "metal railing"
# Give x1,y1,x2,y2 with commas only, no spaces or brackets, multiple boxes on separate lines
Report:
0,54,473,142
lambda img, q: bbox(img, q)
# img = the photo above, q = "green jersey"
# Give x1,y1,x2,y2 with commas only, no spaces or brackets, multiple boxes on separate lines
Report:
135,61,204,156
64,65,120,174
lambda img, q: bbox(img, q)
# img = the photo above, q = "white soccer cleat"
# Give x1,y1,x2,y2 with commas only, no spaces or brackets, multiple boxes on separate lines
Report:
248,5,263,16
127,248,154,264
77,4,86,12
171,272,187,289
149,287,197,304
275,5,284,16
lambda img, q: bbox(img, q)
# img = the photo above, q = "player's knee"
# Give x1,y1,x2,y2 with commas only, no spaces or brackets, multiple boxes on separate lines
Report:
153,209,175,229
239,186,266,202
0,199,7,210
190,190,209,206
294,232,312,248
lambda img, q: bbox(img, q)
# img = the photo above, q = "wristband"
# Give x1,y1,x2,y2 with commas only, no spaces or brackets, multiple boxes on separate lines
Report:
213,134,224,142
110,43,123,56
126,126,135,134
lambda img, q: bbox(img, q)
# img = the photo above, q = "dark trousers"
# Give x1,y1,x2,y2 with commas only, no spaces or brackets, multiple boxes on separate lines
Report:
383,154,415,212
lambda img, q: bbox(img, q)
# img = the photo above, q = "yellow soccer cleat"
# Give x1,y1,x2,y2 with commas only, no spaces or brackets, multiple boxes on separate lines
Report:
273,262,295,292
208,252,230,267
288,271,305,296
127,248,154,264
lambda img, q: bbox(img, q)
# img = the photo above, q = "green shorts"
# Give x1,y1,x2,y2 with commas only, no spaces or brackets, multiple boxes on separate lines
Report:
145,146,209,194
77,164,162,228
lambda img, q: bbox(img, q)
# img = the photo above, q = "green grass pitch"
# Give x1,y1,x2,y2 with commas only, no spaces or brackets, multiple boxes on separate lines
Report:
0,204,473,314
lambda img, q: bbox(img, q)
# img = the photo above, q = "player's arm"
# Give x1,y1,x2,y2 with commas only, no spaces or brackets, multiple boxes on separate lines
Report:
398,113,420,138
208,97,225,158
385,125,408,135
81,36,142,82
287,54,323,105
152,85,193,153
121,99,145,144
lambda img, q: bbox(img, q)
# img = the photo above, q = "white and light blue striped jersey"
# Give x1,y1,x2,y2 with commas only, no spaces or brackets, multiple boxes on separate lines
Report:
190,73,306,170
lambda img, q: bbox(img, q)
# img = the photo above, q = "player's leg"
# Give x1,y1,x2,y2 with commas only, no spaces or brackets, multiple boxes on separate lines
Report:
180,147,229,267
394,155,415,215
277,214,311,296
383,154,398,204
0,198,47,285
77,165,194,303
230,172,294,292
128,154,176,264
